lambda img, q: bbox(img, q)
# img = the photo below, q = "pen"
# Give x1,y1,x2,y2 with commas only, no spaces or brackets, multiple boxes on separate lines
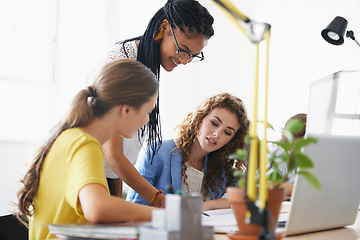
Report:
202,212,210,217
166,185,174,194
166,184,182,195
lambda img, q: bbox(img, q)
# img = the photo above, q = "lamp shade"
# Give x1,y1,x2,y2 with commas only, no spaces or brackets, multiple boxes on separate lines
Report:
321,16,348,45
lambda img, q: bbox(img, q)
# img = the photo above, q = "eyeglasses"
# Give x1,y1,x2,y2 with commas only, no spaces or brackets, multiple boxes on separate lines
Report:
169,24,204,63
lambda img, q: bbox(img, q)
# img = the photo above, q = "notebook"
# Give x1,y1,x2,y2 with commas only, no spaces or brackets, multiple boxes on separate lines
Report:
48,222,150,239
281,134,360,236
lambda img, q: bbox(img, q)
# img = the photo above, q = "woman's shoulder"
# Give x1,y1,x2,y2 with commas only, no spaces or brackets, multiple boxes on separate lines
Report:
92,40,138,77
160,139,177,148
59,128,100,148
148,139,180,161
105,40,138,60
158,139,183,155
119,40,138,59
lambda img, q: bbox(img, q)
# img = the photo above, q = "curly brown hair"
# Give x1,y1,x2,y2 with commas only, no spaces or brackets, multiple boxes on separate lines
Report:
174,93,249,198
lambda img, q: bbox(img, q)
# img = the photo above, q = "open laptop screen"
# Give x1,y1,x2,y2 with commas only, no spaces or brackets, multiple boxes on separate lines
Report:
284,134,360,236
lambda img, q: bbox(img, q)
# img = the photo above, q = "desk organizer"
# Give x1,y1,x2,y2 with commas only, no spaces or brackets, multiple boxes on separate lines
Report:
139,193,214,240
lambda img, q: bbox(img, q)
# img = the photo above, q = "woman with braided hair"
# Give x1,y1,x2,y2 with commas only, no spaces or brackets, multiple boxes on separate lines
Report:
93,0,215,207
127,93,250,210
17,59,159,240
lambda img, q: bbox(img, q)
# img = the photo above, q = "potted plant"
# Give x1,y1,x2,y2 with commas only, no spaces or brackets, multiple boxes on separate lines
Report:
226,118,322,240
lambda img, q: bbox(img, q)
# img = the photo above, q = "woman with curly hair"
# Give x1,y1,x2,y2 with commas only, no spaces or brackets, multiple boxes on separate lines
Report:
127,93,249,210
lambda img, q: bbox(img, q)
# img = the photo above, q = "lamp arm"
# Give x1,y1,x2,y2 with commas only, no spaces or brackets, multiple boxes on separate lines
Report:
212,0,271,44
346,30,360,47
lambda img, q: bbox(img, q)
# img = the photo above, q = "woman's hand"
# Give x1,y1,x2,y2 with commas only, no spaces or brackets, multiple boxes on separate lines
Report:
202,198,231,211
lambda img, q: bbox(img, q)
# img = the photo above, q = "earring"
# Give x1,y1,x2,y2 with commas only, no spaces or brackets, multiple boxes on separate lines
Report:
153,29,164,43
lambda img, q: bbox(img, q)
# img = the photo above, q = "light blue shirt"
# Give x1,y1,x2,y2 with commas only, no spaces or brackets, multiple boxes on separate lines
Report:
126,139,235,205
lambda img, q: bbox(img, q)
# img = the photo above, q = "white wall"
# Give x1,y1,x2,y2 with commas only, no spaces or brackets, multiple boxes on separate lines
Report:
1,0,360,215
0,141,34,216
160,0,360,141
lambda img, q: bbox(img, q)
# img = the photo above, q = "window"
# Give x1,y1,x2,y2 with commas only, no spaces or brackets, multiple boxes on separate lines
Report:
331,71,360,135
0,0,57,141
307,70,360,136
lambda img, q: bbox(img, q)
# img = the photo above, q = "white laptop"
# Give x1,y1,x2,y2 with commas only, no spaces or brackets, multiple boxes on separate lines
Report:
203,134,360,235
282,134,360,236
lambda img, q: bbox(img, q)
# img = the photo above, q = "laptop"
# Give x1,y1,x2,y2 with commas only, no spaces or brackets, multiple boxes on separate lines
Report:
281,134,360,236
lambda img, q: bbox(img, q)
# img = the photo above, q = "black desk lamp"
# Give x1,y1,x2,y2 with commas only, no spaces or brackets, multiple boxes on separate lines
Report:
321,16,360,47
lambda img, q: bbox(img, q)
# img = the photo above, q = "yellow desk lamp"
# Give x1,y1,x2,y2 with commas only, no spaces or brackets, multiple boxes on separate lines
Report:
211,0,273,238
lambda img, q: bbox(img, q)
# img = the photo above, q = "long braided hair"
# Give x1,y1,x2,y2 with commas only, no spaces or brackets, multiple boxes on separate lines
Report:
121,0,214,161
16,59,159,225
175,93,249,199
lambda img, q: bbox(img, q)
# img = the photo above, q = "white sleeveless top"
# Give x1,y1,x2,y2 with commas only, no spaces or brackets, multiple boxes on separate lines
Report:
181,163,211,201
90,41,142,179
104,133,145,179
181,165,204,195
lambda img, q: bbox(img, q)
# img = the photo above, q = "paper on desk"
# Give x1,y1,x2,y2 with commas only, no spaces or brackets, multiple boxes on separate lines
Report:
202,202,292,233
278,213,290,222
202,209,238,233
202,209,237,226
202,201,291,226
280,201,292,213
278,201,291,222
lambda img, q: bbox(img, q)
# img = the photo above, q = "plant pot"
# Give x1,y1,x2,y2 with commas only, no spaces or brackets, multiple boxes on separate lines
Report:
226,187,285,240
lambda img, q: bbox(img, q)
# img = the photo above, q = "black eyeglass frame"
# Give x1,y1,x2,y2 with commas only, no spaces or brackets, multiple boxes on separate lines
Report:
169,24,204,63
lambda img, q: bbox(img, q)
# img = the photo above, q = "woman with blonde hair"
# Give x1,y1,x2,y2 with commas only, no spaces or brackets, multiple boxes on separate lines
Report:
17,59,159,240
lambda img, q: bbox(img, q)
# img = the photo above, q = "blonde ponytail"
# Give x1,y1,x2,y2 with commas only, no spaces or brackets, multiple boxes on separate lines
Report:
17,59,158,224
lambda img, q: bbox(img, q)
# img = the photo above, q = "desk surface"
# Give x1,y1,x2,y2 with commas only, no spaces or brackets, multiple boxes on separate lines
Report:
215,211,360,240
52,211,359,240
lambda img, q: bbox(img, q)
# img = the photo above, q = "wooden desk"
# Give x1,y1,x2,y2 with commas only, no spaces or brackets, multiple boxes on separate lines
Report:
215,211,360,240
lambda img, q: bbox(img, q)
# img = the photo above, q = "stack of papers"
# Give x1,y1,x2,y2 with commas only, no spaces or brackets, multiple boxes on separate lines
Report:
48,222,150,240
202,209,238,233
201,202,292,233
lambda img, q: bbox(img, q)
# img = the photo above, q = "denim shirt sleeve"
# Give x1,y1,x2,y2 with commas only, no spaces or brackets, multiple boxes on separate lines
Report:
126,146,160,205
126,140,178,205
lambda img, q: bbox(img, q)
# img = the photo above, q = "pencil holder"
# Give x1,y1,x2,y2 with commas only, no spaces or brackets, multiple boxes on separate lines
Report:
180,193,203,240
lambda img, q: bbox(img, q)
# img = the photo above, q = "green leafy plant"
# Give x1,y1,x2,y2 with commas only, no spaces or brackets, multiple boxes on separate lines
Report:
229,118,322,191
229,136,249,188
